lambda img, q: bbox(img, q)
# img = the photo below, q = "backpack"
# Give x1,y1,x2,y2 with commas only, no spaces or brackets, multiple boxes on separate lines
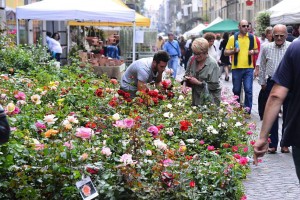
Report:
233,32,254,66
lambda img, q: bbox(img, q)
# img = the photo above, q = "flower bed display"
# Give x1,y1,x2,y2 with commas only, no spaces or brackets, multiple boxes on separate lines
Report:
0,35,256,199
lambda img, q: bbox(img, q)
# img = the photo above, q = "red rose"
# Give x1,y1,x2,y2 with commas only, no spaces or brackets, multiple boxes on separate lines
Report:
180,120,192,131
167,91,174,99
95,88,103,97
189,180,196,188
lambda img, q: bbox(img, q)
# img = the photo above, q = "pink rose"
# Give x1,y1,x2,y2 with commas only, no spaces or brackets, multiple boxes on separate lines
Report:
199,140,205,145
34,144,45,150
147,125,159,137
123,118,135,128
238,157,248,166
64,141,74,149
75,127,93,139
14,91,26,100
101,147,112,157
162,159,173,167
207,145,215,151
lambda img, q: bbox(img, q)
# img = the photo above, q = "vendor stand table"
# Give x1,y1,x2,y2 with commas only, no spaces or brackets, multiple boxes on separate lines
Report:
93,63,126,80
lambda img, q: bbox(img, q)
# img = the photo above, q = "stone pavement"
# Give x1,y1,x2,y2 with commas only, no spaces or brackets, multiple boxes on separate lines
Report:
220,74,300,200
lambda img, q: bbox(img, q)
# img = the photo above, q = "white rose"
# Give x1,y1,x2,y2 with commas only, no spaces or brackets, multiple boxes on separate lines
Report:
167,104,172,109
145,150,152,156
178,95,184,101
235,122,242,127
186,139,195,144
112,113,120,121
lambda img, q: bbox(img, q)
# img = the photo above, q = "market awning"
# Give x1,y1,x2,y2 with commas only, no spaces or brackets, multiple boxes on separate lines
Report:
68,12,150,27
68,0,150,27
202,19,239,33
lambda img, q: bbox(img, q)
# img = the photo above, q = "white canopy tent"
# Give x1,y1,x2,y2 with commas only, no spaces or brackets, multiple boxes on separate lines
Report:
268,0,300,25
184,23,206,38
16,0,137,60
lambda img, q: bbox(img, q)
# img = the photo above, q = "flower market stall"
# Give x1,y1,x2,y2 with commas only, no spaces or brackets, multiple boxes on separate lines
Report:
0,34,256,199
16,0,139,61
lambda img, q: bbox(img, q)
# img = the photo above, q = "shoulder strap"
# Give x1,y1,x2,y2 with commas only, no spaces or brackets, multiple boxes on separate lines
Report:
248,33,254,65
233,32,239,66
168,41,179,55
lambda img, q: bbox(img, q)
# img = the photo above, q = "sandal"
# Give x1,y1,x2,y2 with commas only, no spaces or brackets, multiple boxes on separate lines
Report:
281,147,290,153
268,147,276,154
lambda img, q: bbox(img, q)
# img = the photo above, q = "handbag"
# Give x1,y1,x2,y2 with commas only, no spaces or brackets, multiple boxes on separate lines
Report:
0,105,10,145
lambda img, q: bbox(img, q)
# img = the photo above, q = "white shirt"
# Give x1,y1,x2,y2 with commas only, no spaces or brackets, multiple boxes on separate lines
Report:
50,38,62,53
208,45,218,62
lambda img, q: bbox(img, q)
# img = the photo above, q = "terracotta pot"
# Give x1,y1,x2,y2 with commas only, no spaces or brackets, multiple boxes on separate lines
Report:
99,57,108,66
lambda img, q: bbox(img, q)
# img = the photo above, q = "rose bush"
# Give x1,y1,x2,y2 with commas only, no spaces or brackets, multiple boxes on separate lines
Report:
0,34,257,199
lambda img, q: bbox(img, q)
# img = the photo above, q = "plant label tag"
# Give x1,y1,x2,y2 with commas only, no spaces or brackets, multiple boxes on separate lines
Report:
76,176,99,200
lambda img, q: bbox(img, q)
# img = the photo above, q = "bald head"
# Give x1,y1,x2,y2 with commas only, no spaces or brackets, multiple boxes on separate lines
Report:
273,24,287,46
238,20,249,35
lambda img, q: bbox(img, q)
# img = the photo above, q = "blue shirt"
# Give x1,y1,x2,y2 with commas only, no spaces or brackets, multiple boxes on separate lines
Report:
163,40,181,57
107,45,120,60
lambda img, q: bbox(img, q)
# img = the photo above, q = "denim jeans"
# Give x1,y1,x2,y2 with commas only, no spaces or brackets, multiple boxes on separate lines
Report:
292,146,300,183
232,68,254,113
168,57,179,78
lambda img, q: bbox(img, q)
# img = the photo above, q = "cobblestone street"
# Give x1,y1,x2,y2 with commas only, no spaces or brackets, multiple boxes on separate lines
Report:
220,75,300,199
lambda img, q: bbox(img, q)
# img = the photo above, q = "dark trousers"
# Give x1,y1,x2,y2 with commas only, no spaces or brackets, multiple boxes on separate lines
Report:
292,146,300,183
263,78,289,149
280,92,291,147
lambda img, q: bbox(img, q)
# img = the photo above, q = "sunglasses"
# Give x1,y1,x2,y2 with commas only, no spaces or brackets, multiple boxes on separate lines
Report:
241,25,249,28
194,51,207,56
274,34,285,38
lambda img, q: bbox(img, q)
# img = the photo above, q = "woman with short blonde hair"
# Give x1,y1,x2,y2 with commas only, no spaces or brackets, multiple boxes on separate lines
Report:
182,38,221,106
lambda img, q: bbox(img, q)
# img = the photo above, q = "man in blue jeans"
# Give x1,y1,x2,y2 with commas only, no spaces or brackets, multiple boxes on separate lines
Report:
254,39,300,183
163,32,181,79
224,19,258,114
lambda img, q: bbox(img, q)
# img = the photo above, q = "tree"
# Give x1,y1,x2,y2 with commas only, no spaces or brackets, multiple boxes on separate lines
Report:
256,12,271,36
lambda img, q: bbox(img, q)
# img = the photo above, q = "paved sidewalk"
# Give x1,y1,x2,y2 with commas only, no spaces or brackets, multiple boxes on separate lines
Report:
220,75,300,199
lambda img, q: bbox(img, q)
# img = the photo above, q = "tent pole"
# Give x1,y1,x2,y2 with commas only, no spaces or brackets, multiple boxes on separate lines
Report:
16,19,19,45
132,21,136,62
67,24,70,54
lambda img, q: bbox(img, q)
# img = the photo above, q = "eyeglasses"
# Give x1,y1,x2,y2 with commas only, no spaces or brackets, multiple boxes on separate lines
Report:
241,25,249,28
194,51,207,56
274,34,285,38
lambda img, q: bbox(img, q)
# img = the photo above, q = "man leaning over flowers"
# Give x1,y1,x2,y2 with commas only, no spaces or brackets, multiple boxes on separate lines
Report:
120,51,170,98
181,38,221,106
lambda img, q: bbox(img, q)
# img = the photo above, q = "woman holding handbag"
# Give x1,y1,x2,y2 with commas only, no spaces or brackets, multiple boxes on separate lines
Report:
181,38,221,106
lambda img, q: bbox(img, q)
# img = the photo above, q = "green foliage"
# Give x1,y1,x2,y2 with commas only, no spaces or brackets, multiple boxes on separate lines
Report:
0,34,52,74
256,12,271,36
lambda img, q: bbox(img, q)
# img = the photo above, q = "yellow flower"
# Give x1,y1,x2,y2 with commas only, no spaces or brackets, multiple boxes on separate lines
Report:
6,102,15,113
44,129,59,138
57,98,65,106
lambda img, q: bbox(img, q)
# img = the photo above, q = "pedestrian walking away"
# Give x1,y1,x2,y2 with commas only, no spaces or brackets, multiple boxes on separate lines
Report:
254,39,300,183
